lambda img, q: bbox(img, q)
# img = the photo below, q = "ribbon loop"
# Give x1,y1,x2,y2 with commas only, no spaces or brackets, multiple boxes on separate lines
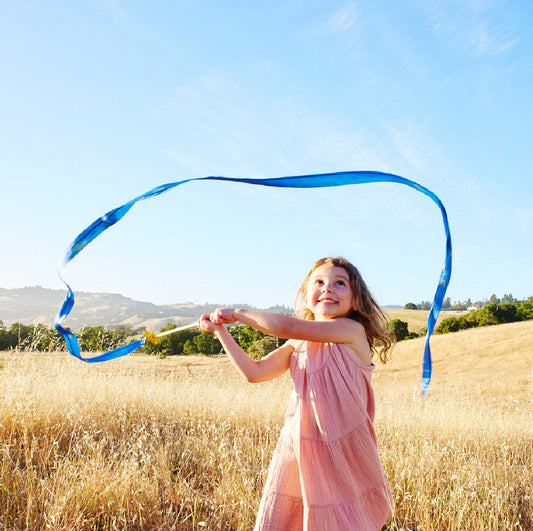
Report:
55,171,451,393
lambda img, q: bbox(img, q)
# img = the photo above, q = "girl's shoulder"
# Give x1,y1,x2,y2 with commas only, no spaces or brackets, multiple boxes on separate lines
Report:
335,318,372,366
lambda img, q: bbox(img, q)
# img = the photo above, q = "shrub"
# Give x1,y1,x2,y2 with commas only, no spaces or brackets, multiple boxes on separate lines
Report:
248,336,278,360
435,317,461,334
391,319,410,341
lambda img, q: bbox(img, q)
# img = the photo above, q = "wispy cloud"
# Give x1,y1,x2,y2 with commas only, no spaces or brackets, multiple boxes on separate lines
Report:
157,66,450,183
327,4,357,34
469,15,518,57
421,0,519,58
386,119,442,175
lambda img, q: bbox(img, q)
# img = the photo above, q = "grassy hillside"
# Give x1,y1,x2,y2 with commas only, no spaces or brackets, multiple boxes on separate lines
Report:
0,321,531,529
376,319,532,399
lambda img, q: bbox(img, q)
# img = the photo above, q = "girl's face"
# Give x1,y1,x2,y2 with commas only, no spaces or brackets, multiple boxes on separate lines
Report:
305,264,356,321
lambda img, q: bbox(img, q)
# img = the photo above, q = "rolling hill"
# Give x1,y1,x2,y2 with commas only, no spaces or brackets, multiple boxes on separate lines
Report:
374,319,533,403
0,286,291,331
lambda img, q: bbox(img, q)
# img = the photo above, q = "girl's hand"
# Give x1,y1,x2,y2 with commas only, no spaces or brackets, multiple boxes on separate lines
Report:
198,314,224,334
210,308,237,325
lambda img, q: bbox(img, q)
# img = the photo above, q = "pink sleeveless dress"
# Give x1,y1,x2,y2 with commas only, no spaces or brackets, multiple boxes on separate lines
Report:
254,341,393,531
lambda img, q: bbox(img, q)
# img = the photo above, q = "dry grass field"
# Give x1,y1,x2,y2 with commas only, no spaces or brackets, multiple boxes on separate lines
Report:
1,320,532,530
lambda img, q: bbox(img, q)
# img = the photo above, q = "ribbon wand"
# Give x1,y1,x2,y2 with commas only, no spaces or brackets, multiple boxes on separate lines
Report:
143,322,198,344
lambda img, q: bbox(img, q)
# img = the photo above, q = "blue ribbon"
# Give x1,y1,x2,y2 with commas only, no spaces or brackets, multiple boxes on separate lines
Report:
55,171,451,394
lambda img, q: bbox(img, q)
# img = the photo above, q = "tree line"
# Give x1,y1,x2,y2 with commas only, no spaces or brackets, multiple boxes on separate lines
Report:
0,322,141,352
1,295,532,353
395,297,533,339
434,299,533,334
0,320,282,359
404,293,519,311
142,323,284,359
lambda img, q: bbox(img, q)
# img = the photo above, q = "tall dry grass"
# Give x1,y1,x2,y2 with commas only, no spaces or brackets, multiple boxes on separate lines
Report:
1,321,532,530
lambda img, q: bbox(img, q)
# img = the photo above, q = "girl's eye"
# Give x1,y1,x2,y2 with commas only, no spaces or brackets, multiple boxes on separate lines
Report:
337,280,346,286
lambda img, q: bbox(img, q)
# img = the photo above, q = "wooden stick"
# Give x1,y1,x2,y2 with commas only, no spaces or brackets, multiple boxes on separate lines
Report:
155,321,198,338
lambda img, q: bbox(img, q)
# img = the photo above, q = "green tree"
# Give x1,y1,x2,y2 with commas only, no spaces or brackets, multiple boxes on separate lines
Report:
517,301,533,321
418,301,432,310
475,304,513,326
0,327,17,350
182,339,196,355
163,326,200,356
195,332,222,354
391,319,410,341
28,324,52,351
182,332,221,355
404,303,417,310
46,328,67,351
110,326,136,345
230,325,265,351
78,326,114,351
9,323,33,350
457,314,477,330
167,328,201,355
497,303,519,323
435,317,461,334
248,336,278,360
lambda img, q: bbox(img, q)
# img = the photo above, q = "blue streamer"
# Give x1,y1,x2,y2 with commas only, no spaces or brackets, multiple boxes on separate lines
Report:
55,171,452,394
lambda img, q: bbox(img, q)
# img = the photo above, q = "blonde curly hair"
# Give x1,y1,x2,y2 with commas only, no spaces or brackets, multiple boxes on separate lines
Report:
294,257,395,363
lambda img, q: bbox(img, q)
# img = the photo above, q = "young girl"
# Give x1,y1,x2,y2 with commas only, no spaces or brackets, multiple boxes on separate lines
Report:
198,257,395,530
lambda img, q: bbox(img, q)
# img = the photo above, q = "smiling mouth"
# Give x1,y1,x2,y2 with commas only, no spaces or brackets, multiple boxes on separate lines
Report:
318,298,337,304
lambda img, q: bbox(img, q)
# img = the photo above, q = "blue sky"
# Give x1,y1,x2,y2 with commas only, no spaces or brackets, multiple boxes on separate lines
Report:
1,0,532,310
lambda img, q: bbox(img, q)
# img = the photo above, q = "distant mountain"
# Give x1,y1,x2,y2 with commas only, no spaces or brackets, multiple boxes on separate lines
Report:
0,287,293,331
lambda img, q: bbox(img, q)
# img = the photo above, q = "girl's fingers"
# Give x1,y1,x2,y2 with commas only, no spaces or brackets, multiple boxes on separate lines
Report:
211,308,234,324
211,309,224,324
198,314,212,331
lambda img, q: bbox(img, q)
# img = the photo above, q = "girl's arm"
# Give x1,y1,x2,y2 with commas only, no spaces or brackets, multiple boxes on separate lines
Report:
212,308,363,345
211,308,371,365
198,315,294,383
